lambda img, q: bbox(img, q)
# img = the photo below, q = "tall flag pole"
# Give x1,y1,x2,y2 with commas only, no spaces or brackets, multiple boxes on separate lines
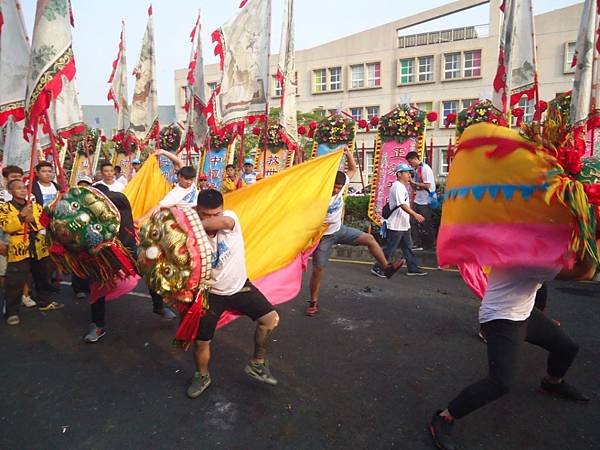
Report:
129,4,159,152
277,0,298,157
0,0,31,172
492,0,538,118
206,0,271,130
570,0,600,155
181,10,208,164
108,19,129,140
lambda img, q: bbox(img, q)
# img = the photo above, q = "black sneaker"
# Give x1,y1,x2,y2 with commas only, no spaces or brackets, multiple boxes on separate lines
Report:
540,380,590,403
244,360,278,385
384,259,405,279
370,266,386,278
429,410,456,450
407,268,429,276
187,372,211,399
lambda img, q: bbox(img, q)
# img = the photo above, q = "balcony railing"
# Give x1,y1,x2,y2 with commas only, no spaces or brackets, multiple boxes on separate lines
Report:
398,24,489,48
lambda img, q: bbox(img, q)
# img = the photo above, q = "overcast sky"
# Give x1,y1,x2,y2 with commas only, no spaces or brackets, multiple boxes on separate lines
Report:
19,0,581,105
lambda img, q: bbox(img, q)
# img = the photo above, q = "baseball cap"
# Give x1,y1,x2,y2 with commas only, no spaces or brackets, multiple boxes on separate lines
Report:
396,163,414,173
132,159,141,164
243,158,254,165
77,175,93,184
198,174,208,181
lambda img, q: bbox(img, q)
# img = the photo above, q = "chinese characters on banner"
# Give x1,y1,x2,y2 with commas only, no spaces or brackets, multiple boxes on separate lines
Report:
255,149,290,177
202,147,228,190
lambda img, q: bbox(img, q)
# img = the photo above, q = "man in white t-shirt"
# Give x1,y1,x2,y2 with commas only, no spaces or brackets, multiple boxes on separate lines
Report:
430,262,594,450
307,148,404,317
31,161,59,207
185,189,280,399
406,151,436,251
114,165,129,186
93,162,125,192
371,163,428,278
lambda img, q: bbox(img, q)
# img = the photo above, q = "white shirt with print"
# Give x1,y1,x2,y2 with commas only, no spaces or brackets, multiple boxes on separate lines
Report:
479,266,561,324
38,182,58,206
93,180,125,193
323,174,349,235
414,163,436,206
386,180,411,231
241,172,257,185
159,184,198,208
207,210,248,296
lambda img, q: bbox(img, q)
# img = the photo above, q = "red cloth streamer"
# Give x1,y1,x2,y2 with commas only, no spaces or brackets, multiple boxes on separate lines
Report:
211,30,224,70
239,0,249,7
493,48,507,112
148,5,153,16
457,136,537,159
173,297,205,349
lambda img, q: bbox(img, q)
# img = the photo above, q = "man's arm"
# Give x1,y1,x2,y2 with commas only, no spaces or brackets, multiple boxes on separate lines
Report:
411,166,432,191
400,204,425,223
201,215,235,233
155,149,185,170
556,252,598,281
345,148,357,180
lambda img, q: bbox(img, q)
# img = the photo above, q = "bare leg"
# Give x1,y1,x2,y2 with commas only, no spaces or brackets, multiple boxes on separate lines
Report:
355,233,388,268
252,311,279,363
309,267,324,303
193,340,211,376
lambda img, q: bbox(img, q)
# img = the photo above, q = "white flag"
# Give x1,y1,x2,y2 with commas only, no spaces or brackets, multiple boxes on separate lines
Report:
208,0,271,127
129,5,158,142
492,0,538,113
277,0,298,148
0,0,29,127
570,0,600,126
182,11,208,151
3,118,31,172
108,20,129,133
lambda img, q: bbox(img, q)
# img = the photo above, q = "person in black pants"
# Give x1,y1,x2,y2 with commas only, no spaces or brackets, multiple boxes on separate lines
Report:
430,264,594,450
83,184,176,343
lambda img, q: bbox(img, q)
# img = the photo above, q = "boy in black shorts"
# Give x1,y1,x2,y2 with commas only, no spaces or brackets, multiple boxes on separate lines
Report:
187,189,279,399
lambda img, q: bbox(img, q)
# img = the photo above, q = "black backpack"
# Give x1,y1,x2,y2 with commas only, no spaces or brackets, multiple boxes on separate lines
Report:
381,202,401,219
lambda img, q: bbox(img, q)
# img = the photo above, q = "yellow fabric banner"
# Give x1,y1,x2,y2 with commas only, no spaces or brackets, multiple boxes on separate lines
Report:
123,156,172,220
224,150,343,280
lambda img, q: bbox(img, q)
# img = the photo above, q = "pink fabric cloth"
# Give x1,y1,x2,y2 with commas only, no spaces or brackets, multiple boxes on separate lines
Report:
216,246,315,328
90,274,141,303
437,223,573,268
457,263,487,300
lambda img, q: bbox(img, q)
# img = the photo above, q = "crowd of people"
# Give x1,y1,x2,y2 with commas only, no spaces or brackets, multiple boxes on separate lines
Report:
0,147,595,450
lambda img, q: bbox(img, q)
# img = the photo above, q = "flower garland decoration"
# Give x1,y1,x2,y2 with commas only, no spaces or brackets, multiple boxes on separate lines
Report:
547,91,572,121
159,124,182,153
456,100,508,137
264,123,286,147
378,105,426,143
209,128,233,149
71,128,100,155
313,114,355,145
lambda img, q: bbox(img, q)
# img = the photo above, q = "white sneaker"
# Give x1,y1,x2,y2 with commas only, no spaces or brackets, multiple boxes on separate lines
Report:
21,295,37,308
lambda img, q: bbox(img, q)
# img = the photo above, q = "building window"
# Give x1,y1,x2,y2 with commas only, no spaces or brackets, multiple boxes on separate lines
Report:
418,56,434,82
512,98,535,125
313,69,327,93
463,50,481,78
438,146,450,175
329,67,342,91
207,82,218,93
442,100,459,125
367,62,381,87
444,53,461,80
399,58,415,84
461,98,478,110
366,106,380,122
564,42,576,74
350,107,363,121
274,77,282,97
351,65,365,89
417,102,434,128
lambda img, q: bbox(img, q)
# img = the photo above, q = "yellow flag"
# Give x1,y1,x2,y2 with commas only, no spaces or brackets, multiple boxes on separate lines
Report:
225,151,343,280
123,156,172,220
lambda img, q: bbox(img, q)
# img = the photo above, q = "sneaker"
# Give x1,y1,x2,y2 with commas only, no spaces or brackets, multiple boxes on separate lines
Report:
83,323,106,343
384,259,406,279
540,380,590,403
75,292,88,300
39,301,64,311
244,360,278,385
186,372,211,399
154,307,177,320
6,315,20,326
21,295,37,308
411,246,424,251
370,267,386,278
429,410,456,450
407,268,429,276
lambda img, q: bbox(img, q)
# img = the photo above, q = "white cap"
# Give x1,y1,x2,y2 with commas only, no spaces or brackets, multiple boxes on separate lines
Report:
77,175,93,184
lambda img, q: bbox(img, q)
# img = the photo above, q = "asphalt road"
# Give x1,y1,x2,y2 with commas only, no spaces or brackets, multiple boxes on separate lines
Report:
1,262,599,450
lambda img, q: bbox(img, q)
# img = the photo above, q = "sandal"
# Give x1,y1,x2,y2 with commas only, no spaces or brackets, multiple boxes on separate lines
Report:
305,301,319,317
39,301,65,311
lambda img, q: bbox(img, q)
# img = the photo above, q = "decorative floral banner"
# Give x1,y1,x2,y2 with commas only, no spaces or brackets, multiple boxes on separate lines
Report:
368,137,417,225
69,154,92,186
113,152,132,181
202,147,230,190
255,148,292,177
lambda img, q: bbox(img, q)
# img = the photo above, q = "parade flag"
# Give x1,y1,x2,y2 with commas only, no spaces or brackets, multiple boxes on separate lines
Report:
207,0,271,127
129,6,158,142
0,0,29,127
570,0,600,128
24,0,77,137
3,119,30,172
182,11,209,153
277,0,298,150
108,19,129,133
492,0,538,114
40,75,84,142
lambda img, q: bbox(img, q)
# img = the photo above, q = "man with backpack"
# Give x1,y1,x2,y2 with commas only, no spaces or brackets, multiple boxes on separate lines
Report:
371,163,428,278
406,151,437,251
